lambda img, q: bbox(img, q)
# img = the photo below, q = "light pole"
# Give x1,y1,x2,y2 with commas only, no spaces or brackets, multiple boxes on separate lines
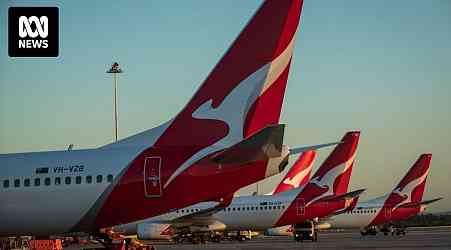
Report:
107,62,123,142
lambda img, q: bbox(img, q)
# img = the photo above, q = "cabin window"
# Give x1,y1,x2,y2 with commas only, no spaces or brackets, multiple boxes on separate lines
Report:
107,174,114,183
24,178,30,187
76,176,82,184
232,207,236,211
55,177,61,185
3,180,10,188
45,178,51,186
96,175,103,183
14,179,20,187
34,178,40,186
86,175,92,184
65,177,71,185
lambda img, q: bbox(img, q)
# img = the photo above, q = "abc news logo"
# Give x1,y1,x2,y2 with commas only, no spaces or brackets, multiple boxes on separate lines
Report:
8,7,59,57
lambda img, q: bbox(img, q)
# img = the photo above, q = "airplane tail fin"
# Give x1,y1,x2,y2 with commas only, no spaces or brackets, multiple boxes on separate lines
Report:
310,131,361,196
391,153,432,203
156,0,304,148
272,150,316,194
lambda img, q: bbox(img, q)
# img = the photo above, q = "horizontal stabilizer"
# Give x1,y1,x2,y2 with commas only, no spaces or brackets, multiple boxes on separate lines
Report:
289,142,341,155
210,124,284,164
321,189,366,202
399,197,443,208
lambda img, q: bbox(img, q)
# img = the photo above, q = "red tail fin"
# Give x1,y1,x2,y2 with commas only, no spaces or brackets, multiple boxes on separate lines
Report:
391,154,432,203
273,150,316,194
310,131,360,196
156,0,304,149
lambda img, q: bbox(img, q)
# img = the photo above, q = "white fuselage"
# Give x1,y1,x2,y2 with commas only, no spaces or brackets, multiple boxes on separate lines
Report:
116,188,301,234
324,197,385,229
0,146,143,236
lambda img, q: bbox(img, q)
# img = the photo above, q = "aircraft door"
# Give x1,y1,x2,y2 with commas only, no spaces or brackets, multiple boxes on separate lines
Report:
296,198,305,216
144,156,162,197
384,207,392,219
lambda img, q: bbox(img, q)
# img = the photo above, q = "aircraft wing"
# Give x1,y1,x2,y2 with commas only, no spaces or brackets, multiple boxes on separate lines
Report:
399,197,443,208
320,189,365,217
169,193,234,228
289,142,341,155
209,124,285,165
321,189,366,203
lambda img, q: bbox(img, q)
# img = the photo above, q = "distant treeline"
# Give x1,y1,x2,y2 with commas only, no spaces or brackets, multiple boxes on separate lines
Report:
403,213,451,227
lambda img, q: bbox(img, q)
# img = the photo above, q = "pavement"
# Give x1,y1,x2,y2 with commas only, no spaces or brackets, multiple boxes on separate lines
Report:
147,227,451,250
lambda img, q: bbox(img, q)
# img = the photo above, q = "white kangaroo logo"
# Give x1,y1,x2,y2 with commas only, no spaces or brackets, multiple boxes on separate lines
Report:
283,163,313,188
392,169,429,210
163,35,296,188
304,151,356,207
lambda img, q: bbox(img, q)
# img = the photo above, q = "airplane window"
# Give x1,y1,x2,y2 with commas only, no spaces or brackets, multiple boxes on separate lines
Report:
251,207,254,210
86,175,92,184
181,210,184,213
247,207,250,211
96,175,103,183
260,207,263,210
237,207,240,211
3,180,10,188
232,207,236,211
65,177,71,185
45,178,51,186
282,206,285,209
24,178,30,187
34,178,40,186
107,174,114,183
76,176,82,184
14,179,20,187
55,177,61,185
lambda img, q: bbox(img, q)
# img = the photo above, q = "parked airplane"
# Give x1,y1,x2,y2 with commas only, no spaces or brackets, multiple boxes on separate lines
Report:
113,132,363,242
322,154,442,235
0,0,339,237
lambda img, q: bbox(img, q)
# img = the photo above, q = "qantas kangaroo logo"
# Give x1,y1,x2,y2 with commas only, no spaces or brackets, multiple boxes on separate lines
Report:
305,151,356,206
163,35,296,188
391,169,429,210
283,166,312,188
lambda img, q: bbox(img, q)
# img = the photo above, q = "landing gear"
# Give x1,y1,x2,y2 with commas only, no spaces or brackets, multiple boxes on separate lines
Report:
361,226,378,236
393,226,407,236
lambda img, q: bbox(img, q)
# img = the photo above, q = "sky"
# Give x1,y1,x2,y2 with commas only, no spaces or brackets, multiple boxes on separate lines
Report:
1,0,450,212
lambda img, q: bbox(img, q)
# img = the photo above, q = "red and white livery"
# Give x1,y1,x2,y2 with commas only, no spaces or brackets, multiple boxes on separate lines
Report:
0,0,339,237
325,153,442,235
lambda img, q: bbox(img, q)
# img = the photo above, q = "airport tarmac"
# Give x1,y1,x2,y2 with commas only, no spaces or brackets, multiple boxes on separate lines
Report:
148,227,451,250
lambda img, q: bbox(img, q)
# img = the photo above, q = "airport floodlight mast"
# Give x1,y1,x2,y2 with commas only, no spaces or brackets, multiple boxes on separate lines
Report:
106,62,123,142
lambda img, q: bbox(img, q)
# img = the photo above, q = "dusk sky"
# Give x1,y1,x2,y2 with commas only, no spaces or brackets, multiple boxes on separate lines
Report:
1,0,450,212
